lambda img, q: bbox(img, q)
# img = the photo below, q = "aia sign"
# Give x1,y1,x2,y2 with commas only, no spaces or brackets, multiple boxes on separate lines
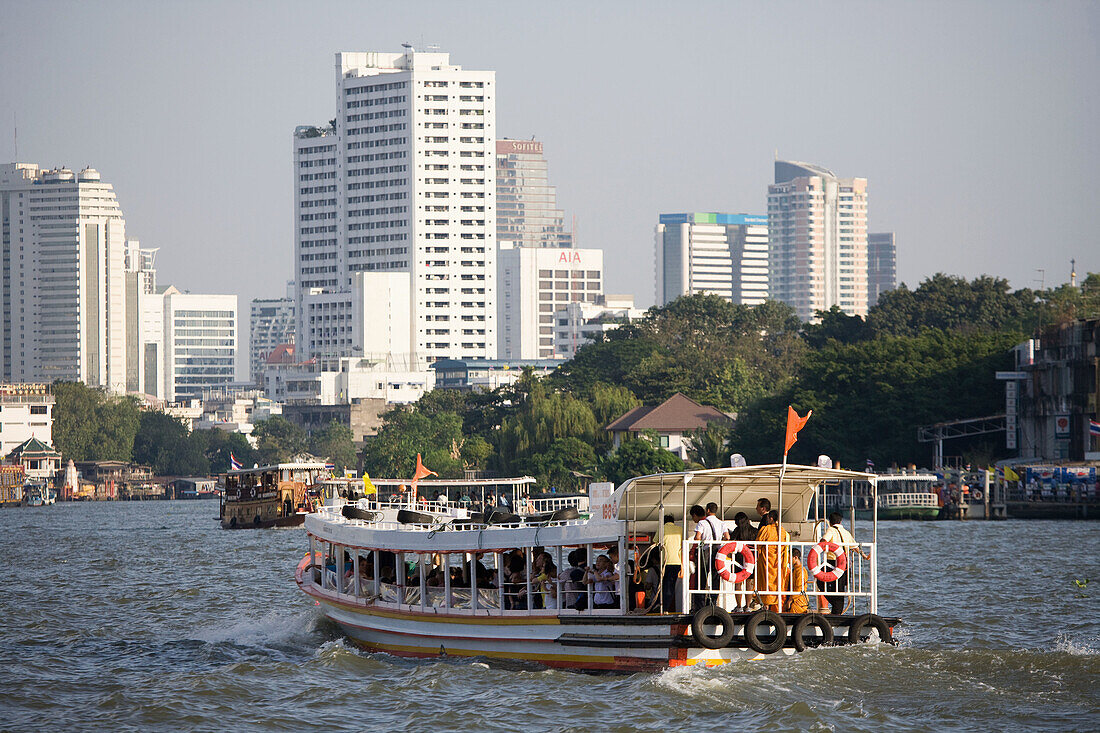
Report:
557,251,582,264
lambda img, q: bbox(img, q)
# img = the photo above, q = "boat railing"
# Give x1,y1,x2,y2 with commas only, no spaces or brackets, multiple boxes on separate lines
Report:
683,538,877,616
879,492,940,508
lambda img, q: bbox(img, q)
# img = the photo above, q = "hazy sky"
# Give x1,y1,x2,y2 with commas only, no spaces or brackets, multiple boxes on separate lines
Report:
2,0,1098,319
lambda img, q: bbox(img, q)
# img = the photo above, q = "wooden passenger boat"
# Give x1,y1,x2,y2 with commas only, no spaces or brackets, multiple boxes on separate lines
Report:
297,464,900,672
220,462,330,529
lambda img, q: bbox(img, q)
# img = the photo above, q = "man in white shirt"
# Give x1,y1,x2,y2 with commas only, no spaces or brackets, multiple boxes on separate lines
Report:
691,505,715,610
819,512,869,614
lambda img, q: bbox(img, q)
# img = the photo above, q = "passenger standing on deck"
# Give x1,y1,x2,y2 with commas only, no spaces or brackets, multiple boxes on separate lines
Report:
661,514,683,612
819,512,868,615
755,510,791,613
731,512,757,611
690,505,716,609
785,548,809,613
756,497,771,528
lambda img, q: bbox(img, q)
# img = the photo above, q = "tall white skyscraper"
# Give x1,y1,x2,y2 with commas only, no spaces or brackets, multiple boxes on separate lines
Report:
768,160,868,320
654,213,769,307
1,163,130,391
294,49,497,363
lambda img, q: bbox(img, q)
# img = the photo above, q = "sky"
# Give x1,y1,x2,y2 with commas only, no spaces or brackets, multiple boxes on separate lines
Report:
2,0,1098,323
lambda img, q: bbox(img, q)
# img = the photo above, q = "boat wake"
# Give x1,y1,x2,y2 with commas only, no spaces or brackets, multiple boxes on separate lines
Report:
190,607,327,648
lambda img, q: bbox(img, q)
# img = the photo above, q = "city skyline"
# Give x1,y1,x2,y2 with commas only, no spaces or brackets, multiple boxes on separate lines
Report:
1,1,1097,317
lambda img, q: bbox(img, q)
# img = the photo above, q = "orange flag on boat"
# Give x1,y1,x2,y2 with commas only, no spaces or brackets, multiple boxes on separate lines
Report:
783,406,812,456
413,453,437,481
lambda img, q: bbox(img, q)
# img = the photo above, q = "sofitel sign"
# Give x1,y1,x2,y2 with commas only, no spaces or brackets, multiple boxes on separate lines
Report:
497,140,543,155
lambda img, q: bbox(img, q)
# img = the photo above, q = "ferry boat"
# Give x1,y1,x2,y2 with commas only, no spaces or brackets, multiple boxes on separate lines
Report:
830,473,941,521
297,464,899,672
220,461,330,529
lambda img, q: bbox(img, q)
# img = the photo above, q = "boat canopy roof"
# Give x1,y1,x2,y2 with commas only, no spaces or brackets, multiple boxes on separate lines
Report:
615,464,876,525
227,462,329,476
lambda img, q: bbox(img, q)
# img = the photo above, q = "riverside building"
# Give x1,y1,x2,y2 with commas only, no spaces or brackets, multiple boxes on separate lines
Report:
767,160,869,320
250,281,296,382
293,49,497,363
867,232,897,307
654,213,769,307
0,163,130,391
162,291,238,402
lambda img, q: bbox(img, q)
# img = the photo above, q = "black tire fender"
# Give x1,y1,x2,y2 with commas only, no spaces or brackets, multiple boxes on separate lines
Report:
791,613,834,651
397,509,436,525
690,606,736,650
744,610,788,655
846,613,894,645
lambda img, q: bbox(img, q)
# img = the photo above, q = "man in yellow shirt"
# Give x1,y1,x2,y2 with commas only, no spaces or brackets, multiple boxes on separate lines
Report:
660,514,682,612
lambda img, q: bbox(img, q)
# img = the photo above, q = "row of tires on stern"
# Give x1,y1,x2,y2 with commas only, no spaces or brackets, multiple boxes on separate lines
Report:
689,606,894,655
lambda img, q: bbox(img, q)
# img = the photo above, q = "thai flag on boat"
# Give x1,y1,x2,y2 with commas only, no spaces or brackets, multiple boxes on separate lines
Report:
229,453,242,470
1090,419,1100,437
325,462,335,470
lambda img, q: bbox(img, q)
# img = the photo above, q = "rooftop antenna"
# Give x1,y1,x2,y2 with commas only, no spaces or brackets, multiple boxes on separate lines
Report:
401,42,415,54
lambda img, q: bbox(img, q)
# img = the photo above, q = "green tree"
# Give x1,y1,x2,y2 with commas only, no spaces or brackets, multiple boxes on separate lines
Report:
685,422,733,469
803,305,869,348
133,411,190,474
459,434,491,471
599,437,684,487
867,274,1037,338
497,383,597,475
201,429,256,473
309,421,358,473
530,437,597,492
51,381,102,460
360,407,464,479
252,416,308,465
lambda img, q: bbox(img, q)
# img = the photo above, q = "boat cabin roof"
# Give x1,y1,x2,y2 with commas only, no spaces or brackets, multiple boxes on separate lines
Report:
227,462,329,476
615,463,876,526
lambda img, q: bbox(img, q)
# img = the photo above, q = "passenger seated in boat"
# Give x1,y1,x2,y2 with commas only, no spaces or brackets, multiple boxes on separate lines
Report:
755,510,791,613
585,554,620,609
562,548,588,610
503,552,527,610
534,552,559,609
785,548,809,614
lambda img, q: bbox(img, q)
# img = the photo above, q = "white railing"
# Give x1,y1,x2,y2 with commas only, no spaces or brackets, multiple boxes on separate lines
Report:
682,538,876,616
527,496,589,513
879,492,939,508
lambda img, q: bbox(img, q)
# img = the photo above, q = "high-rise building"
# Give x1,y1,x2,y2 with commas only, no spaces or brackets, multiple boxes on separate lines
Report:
867,232,897,307
496,139,573,249
162,291,238,402
497,244,603,359
124,240,159,394
0,163,130,391
768,160,868,320
654,213,769,307
293,49,497,363
250,281,296,383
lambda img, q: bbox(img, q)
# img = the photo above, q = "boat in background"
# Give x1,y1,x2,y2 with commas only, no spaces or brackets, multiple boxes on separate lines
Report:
828,472,941,520
220,462,331,529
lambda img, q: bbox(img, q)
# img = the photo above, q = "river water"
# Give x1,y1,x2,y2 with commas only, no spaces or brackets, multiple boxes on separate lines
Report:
1,500,1096,731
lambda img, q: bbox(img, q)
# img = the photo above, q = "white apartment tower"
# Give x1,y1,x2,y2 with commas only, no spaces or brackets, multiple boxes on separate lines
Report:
162,291,238,402
294,49,497,362
0,163,129,391
654,213,769,307
768,160,868,320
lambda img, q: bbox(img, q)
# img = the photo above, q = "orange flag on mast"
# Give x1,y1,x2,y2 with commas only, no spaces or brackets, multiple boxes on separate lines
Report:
783,406,812,456
410,453,437,502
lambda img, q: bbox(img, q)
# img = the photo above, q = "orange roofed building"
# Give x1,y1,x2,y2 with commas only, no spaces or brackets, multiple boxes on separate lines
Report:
605,393,733,460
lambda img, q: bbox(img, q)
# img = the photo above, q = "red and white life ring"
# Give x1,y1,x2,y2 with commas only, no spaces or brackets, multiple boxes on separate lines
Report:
808,540,848,582
714,542,756,583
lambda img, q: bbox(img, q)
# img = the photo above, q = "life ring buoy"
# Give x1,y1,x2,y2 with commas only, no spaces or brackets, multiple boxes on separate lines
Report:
808,540,848,582
690,606,736,649
249,487,256,499
714,542,756,583
972,489,983,501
